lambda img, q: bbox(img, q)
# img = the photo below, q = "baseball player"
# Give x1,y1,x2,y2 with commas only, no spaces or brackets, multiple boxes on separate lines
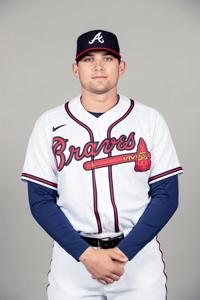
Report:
21,29,183,300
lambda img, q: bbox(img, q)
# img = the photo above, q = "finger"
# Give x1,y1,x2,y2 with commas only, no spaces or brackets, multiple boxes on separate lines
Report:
92,276,108,285
110,274,120,281
112,257,127,263
112,249,129,262
109,252,128,262
114,247,128,256
91,273,117,282
92,275,114,285
112,266,125,277
98,279,107,285
104,277,114,284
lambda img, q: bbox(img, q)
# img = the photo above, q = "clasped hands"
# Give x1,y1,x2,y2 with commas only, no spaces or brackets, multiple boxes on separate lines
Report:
79,246,128,285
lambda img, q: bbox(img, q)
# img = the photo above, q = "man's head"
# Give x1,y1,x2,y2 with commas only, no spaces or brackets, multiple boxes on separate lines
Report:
72,30,126,95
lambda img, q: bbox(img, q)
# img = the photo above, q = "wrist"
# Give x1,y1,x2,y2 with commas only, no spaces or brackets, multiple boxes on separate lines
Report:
115,246,129,261
79,246,96,262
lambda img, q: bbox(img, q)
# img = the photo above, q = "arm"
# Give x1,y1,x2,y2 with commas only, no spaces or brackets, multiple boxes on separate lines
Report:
27,181,90,261
116,175,179,260
27,181,127,284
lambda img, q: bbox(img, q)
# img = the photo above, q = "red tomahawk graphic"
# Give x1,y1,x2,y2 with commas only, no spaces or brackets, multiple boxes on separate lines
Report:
83,138,151,171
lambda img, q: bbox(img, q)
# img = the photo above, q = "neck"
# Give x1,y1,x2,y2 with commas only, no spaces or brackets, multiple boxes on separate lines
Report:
80,89,119,113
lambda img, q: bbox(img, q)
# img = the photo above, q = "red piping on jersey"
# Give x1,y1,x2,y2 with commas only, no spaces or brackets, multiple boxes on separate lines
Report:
149,167,183,183
65,101,102,234
21,173,57,188
156,236,168,300
107,99,135,233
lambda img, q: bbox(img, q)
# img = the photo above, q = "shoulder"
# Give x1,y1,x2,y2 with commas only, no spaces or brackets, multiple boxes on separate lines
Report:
121,95,164,122
34,96,79,129
37,103,66,124
133,99,161,119
28,100,70,139
37,95,81,124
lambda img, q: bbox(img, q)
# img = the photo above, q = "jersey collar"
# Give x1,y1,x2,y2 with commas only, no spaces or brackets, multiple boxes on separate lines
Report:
66,94,132,128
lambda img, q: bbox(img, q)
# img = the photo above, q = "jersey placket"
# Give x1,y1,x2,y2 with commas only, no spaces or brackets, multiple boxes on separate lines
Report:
92,99,134,234
92,123,117,234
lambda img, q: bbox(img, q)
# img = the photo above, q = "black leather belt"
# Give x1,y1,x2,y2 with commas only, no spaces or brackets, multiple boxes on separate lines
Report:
81,233,124,249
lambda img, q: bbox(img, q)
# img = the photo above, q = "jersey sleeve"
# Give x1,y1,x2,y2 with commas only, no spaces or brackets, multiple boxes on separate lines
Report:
148,112,183,184
21,114,57,190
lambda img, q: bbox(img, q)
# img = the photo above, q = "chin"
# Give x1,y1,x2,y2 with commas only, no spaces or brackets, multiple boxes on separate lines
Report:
89,84,115,95
90,88,111,95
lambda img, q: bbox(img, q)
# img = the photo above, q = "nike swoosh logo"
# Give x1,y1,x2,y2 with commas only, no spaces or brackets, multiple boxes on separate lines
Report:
52,124,66,132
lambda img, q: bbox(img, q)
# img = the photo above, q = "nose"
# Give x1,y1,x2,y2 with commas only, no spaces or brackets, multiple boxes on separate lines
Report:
94,59,104,71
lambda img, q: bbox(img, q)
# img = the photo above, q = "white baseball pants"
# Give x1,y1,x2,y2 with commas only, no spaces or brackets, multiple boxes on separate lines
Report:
47,237,167,300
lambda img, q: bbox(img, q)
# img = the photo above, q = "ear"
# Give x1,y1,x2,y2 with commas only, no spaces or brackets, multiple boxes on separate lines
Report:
119,60,126,76
72,62,79,78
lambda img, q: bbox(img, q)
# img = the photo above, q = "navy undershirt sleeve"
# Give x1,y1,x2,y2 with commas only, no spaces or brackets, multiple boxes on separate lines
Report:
117,175,179,260
27,182,90,261
27,175,178,262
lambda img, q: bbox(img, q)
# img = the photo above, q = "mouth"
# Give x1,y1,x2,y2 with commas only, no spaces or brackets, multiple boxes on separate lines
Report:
92,76,107,79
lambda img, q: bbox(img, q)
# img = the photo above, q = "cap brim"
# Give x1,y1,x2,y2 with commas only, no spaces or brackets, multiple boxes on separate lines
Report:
76,47,121,62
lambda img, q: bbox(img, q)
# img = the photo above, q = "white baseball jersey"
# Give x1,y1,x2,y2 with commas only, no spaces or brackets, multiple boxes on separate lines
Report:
21,94,183,238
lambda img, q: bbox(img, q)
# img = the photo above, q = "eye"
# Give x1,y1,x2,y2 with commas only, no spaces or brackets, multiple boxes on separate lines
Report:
103,56,114,62
82,57,93,62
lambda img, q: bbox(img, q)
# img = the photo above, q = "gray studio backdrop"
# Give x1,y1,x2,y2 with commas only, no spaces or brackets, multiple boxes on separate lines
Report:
0,1,199,300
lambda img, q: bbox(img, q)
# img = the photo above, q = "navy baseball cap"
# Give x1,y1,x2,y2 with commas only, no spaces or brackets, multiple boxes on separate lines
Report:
75,29,121,62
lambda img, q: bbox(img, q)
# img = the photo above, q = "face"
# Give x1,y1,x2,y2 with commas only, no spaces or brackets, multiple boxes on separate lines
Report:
72,51,126,95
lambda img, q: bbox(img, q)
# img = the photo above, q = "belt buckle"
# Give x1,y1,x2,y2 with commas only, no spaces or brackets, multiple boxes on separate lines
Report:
100,237,112,249
98,234,124,249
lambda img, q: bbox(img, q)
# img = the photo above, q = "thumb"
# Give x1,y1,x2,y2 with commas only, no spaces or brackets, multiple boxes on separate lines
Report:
109,251,128,262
